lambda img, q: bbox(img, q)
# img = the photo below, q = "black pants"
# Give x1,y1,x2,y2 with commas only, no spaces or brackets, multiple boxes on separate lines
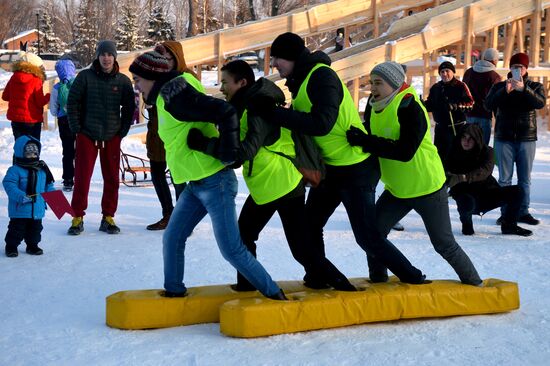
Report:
12,122,42,141
57,116,76,183
370,187,482,285
5,218,43,250
454,185,522,224
150,160,174,217
237,187,350,288
305,158,424,284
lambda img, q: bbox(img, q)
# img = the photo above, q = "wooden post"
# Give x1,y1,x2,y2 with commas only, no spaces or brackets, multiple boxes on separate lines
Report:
517,19,525,52
196,64,202,81
530,0,542,67
503,22,517,66
263,47,271,76
216,32,224,84
490,26,499,49
422,52,431,99
344,26,351,48
385,42,396,61
351,78,360,108
544,9,550,63
371,0,379,38
464,5,475,70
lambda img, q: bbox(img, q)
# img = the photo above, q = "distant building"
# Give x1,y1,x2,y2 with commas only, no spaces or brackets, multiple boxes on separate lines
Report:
2,29,40,51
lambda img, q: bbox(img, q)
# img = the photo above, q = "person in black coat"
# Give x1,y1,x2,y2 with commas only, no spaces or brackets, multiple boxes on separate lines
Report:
485,52,546,226
446,124,532,236
424,61,474,167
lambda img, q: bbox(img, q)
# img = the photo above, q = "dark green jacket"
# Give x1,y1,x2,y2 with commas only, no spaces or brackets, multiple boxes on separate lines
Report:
67,60,135,141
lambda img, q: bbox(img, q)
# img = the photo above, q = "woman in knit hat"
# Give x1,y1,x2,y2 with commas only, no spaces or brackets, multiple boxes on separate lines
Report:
129,51,287,300
346,61,482,286
485,52,546,226
424,60,474,167
136,42,197,231
2,52,50,141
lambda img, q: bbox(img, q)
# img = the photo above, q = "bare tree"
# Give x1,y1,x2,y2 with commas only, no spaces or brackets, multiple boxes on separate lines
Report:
187,0,199,36
0,0,39,46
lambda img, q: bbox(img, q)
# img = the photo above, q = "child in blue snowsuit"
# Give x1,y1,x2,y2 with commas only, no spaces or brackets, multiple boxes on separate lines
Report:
3,135,55,257
49,58,76,191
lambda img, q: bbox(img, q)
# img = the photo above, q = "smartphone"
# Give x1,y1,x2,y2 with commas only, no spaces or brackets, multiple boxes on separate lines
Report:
511,68,522,81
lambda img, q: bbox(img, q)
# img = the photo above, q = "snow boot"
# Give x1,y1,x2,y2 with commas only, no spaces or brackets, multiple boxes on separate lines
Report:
392,221,405,231
517,214,540,225
162,290,187,298
501,222,533,237
26,245,43,255
99,216,120,234
267,289,288,301
462,222,475,236
67,217,84,235
5,245,18,258
62,179,74,192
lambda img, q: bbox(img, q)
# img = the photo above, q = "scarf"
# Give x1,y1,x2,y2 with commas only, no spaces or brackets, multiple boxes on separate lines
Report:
369,83,408,112
14,157,54,201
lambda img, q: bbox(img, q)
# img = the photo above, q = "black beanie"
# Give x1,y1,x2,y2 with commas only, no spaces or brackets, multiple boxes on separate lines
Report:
129,51,171,80
438,61,456,74
271,32,306,61
95,40,117,59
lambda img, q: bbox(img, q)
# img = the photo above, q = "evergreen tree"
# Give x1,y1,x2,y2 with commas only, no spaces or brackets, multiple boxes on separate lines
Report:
38,11,65,54
115,2,144,51
145,5,175,46
72,0,99,65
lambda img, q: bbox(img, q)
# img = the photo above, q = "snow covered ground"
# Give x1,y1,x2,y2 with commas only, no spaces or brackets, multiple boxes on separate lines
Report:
1,93,550,365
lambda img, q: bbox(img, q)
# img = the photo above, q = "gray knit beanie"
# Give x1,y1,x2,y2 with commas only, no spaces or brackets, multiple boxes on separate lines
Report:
482,48,499,62
370,61,406,90
95,40,118,59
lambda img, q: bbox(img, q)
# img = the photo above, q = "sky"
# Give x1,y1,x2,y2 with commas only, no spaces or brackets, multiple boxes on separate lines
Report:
0,70,549,365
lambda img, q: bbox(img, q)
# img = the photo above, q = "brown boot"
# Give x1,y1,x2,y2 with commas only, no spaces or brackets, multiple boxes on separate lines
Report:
146,215,170,231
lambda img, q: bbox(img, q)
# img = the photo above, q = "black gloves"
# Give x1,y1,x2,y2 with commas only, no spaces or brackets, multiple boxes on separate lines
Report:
187,128,214,153
447,173,466,188
346,126,369,146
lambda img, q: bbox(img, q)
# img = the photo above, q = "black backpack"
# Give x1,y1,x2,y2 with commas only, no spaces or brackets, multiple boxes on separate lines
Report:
269,129,326,188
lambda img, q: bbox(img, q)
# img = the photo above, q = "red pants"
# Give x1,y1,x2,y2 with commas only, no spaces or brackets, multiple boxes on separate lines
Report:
71,134,121,217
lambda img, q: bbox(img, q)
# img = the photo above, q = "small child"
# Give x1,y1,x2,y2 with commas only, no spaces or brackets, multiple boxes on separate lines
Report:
3,135,55,257
50,58,76,191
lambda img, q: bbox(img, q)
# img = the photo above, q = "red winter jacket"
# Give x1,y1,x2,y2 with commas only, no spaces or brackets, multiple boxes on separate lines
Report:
2,61,50,123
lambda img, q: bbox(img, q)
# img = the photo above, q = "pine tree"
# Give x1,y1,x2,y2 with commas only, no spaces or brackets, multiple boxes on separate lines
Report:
145,5,175,46
115,2,144,51
38,11,65,54
72,0,99,65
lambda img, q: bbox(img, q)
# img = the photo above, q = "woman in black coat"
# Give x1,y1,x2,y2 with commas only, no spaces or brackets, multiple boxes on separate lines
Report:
446,124,532,236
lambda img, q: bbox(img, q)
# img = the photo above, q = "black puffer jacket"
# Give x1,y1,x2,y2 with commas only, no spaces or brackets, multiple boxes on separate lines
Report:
67,60,135,141
147,73,240,164
446,124,499,198
485,73,546,142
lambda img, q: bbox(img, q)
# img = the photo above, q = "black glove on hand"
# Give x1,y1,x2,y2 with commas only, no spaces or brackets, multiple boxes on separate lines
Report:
447,173,466,188
346,126,369,146
448,103,458,111
187,128,210,152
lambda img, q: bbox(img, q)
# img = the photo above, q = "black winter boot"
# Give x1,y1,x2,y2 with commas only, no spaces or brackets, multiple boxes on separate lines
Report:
26,245,43,255
5,245,18,258
462,222,475,236
501,222,533,237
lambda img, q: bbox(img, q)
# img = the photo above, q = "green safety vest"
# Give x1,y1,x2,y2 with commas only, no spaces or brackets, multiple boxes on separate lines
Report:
292,63,369,166
240,110,303,205
157,73,224,183
369,86,446,198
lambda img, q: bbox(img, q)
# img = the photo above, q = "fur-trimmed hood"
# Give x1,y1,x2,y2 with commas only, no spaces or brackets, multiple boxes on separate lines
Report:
11,60,47,81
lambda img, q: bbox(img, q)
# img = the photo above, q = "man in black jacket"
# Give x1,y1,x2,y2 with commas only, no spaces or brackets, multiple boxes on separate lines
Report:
67,40,135,235
257,32,426,285
446,124,532,237
485,52,546,226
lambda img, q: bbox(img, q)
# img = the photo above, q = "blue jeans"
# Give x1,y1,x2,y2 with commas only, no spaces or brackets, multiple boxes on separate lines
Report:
466,116,492,146
494,139,536,217
162,168,280,297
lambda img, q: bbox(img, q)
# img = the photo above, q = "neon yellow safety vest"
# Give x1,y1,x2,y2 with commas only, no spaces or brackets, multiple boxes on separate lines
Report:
240,110,303,205
157,73,224,183
369,86,446,198
292,63,369,166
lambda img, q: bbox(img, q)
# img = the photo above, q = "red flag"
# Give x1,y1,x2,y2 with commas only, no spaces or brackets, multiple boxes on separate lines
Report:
41,190,75,220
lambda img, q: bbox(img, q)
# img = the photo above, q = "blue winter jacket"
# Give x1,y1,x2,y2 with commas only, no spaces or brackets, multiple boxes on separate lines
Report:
2,135,55,219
